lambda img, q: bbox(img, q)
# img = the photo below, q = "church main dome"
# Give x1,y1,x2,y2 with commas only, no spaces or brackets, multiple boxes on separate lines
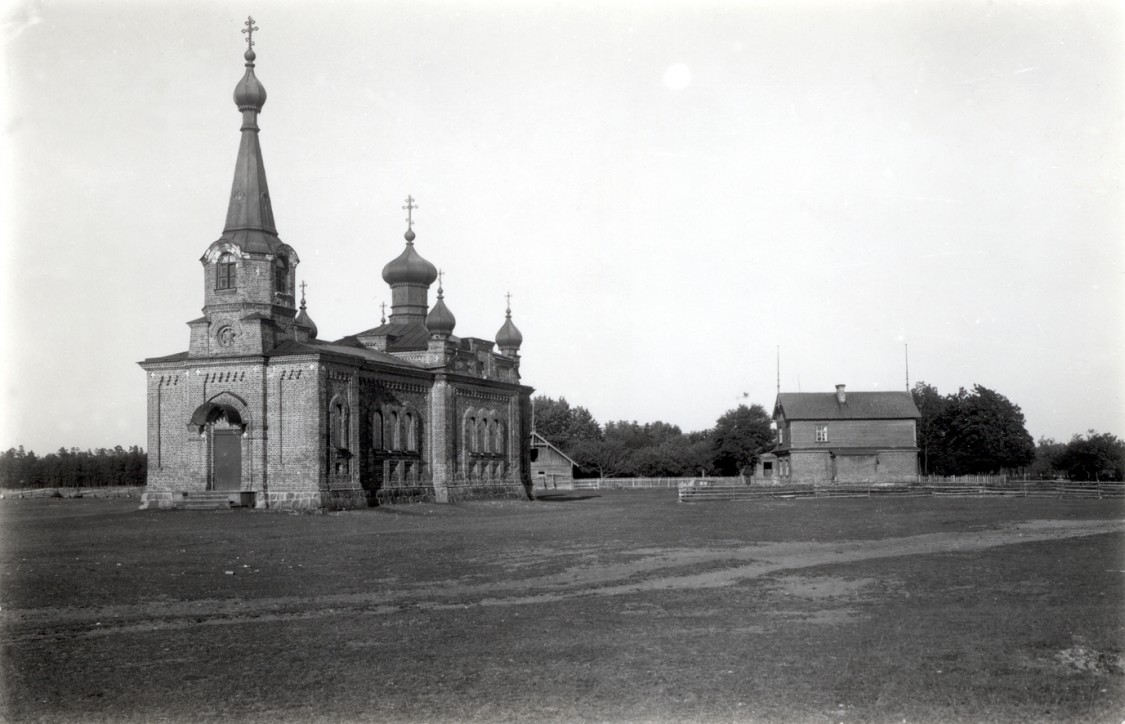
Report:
382,230,438,286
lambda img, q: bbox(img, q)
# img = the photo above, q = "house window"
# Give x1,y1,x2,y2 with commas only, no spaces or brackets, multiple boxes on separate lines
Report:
216,253,236,290
778,428,784,445
816,424,829,442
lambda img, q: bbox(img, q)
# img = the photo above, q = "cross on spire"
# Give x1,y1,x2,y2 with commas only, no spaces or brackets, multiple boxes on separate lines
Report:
299,280,307,298
437,269,444,288
242,16,258,50
505,291,512,309
402,195,418,231
380,301,387,324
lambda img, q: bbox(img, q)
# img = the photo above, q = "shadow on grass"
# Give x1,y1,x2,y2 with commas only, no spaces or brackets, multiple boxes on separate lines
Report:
534,493,602,503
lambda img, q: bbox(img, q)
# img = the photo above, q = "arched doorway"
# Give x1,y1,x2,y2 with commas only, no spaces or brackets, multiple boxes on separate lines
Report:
190,401,247,492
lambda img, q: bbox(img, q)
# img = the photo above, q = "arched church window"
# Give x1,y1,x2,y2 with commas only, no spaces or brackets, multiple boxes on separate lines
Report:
493,421,504,454
330,399,349,450
275,256,289,294
372,411,384,449
216,253,237,290
390,411,400,450
478,420,488,454
467,417,477,452
405,413,418,452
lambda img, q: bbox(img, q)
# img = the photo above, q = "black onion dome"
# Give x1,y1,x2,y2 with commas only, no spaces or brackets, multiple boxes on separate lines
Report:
233,50,267,111
426,287,456,336
294,285,318,339
496,307,523,349
382,230,438,286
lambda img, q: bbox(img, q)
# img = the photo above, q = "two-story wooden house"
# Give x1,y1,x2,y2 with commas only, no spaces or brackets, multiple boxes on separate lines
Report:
758,385,920,484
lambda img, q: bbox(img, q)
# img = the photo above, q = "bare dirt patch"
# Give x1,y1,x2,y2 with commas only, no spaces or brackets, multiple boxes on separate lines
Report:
1,493,1122,723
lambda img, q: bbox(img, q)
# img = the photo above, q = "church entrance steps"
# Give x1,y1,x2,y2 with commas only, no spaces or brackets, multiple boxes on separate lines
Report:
176,491,256,510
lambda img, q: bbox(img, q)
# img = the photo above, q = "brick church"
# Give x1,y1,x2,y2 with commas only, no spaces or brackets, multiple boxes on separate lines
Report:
139,21,533,510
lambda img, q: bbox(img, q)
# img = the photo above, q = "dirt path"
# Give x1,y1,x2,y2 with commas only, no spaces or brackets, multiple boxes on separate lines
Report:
3,518,1121,641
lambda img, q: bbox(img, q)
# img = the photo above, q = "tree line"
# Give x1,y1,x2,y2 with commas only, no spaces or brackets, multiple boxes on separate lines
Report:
0,446,147,489
533,396,773,479
911,381,1124,479
538,383,1123,481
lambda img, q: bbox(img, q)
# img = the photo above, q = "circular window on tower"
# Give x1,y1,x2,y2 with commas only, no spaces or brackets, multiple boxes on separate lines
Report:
216,325,237,348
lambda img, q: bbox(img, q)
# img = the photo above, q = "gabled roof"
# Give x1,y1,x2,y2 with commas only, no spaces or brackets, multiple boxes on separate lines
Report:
265,339,420,368
775,391,920,420
530,431,578,466
348,322,431,352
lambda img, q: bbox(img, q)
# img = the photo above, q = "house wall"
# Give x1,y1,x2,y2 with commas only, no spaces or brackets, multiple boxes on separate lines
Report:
788,419,916,448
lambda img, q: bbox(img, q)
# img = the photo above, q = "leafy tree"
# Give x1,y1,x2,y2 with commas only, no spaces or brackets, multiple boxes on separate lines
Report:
532,396,601,452
571,439,632,478
1057,431,1125,481
604,420,684,451
911,381,949,475
930,385,1035,474
711,404,774,477
1028,437,1067,479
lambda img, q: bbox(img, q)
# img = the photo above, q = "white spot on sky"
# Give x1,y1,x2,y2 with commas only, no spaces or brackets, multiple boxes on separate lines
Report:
663,63,691,91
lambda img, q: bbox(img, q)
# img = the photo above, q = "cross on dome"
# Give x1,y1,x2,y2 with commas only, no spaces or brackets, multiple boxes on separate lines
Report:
402,195,418,231
242,16,258,50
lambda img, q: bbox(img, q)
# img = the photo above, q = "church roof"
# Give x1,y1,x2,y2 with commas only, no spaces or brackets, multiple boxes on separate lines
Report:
775,392,920,420
266,339,420,368
349,322,431,351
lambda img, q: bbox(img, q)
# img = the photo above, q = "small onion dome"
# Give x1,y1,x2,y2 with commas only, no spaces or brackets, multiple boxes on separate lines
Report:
233,49,267,112
381,230,438,286
496,306,523,350
426,285,456,337
294,285,318,339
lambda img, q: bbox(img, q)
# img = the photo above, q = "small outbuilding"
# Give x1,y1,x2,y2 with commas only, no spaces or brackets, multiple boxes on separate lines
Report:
529,432,577,490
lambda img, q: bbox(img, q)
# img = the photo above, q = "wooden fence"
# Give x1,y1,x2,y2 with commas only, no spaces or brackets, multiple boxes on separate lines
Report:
0,485,145,499
677,479,1125,503
574,477,742,491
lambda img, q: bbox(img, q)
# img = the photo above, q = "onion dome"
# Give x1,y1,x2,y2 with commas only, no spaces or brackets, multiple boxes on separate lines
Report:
381,228,438,286
294,281,318,339
426,274,456,337
234,48,267,111
496,298,523,352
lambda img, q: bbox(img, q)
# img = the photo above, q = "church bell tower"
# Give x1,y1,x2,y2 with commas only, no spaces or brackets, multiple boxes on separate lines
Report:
188,17,300,358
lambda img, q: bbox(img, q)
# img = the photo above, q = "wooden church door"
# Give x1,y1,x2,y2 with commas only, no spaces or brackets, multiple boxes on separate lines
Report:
213,430,242,491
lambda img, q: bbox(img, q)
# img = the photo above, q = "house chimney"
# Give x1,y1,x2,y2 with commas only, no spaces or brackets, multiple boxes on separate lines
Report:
835,384,846,404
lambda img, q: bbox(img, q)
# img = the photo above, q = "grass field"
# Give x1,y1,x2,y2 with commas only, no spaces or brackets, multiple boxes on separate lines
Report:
1,491,1122,723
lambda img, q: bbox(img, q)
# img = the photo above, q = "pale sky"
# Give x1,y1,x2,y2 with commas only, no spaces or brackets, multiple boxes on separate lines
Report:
2,0,1123,453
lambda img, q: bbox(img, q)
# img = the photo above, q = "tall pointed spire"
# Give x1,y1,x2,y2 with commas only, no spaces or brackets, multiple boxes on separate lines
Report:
221,16,281,254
